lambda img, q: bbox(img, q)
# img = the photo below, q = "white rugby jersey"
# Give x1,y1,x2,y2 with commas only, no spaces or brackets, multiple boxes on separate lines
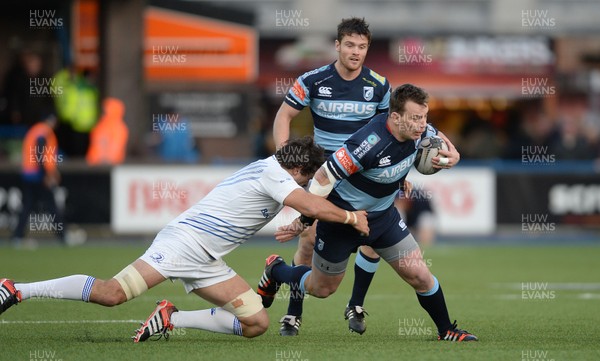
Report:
166,155,301,259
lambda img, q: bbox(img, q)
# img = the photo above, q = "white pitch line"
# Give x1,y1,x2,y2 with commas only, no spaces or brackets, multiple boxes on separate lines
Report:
0,319,141,324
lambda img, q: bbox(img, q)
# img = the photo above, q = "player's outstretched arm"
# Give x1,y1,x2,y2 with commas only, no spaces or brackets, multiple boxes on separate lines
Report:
273,102,302,150
433,131,460,169
282,189,369,238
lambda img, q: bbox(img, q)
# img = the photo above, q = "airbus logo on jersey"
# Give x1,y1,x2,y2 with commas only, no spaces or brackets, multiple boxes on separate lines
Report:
378,155,391,167
375,154,416,181
315,101,376,115
318,86,332,97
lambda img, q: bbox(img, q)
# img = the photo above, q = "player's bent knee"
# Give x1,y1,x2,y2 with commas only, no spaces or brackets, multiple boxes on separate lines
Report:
113,264,148,302
240,314,269,338
308,283,338,298
223,290,267,338
222,289,264,319
359,246,380,259
92,279,127,307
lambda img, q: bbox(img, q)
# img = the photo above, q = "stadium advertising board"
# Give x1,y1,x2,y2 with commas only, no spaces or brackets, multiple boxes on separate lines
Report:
497,173,600,227
111,165,300,235
148,91,249,138
407,168,496,235
0,170,110,228
112,165,494,235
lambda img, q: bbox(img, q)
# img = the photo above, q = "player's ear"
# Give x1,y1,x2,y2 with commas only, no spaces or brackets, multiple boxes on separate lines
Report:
335,39,341,52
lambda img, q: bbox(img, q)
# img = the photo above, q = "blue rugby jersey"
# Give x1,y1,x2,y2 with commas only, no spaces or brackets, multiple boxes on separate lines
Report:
284,62,391,153
325,113,438,214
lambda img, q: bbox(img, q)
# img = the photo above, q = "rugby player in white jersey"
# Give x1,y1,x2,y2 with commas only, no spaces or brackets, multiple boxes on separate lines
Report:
0,137,369,342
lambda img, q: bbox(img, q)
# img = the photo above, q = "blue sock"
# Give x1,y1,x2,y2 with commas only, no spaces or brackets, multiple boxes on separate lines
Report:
348,250,380,307
286,260,305,317
416,276,452,334
272,261,311,285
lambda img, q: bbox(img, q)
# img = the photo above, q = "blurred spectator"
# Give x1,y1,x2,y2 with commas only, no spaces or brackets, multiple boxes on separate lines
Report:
86,98,128,165
145,106,199,163
502,101,559,160
12,112,66,247
394,188,437,247
251,102,276,159
550,95,598,160
460,109,504,159
2,49,55,128
53,66,99,157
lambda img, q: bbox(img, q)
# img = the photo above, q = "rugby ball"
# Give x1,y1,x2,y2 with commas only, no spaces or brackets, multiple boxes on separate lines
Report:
414,136,449,175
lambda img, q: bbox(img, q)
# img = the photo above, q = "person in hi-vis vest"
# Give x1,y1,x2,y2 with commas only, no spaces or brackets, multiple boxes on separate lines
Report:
12,112,66,247
86,98,128,165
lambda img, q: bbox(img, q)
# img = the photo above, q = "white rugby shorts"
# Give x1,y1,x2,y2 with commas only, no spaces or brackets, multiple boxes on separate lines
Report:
139,226,236,292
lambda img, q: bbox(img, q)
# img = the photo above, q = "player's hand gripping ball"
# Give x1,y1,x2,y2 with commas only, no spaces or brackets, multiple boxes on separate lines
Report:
414,136,449,175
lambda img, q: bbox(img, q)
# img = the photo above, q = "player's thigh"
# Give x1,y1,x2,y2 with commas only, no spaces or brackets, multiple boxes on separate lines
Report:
305,263,345,298
309,221,358,297
294,221,317,265
374,233,433,292
130,258,167,288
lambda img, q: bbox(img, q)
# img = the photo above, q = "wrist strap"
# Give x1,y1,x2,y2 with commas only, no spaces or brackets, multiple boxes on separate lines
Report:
343,210,351,224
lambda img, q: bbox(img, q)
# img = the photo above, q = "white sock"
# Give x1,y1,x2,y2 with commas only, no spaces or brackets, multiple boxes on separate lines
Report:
170,307,243,336
15,275,96,302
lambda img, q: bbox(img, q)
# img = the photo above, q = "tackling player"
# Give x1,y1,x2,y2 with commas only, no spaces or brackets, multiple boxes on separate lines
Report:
272,17,390,336
259,84,478,342
0,137,369,341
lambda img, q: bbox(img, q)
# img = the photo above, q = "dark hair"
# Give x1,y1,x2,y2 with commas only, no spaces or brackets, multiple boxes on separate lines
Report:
276,136,324,176
337,17,371,43
390,84,429,114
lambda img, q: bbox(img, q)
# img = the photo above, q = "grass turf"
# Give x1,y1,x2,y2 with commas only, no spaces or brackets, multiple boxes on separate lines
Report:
1,242,599,361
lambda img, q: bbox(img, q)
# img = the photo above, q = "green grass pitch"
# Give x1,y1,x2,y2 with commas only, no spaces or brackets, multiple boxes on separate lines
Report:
1,242,599,361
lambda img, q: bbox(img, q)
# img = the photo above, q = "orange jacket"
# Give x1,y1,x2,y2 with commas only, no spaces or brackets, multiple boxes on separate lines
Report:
22,121,59,179
86,98,129,165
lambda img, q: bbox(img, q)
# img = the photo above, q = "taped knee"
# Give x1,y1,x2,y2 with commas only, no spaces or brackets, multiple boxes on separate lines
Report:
222,289,263,318
113,265,148,301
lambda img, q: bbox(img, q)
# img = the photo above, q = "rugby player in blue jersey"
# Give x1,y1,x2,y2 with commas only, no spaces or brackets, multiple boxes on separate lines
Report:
260,84,478,341
272,17,391,336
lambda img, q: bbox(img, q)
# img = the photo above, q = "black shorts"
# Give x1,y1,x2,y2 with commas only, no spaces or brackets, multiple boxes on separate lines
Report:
313,206,416,274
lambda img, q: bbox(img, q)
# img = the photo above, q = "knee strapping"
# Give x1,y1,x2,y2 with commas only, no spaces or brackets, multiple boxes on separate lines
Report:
222,289,263,318
113,265,148,301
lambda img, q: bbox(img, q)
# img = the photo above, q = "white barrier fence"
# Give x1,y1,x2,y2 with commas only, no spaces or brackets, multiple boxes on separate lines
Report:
111,165,495,236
